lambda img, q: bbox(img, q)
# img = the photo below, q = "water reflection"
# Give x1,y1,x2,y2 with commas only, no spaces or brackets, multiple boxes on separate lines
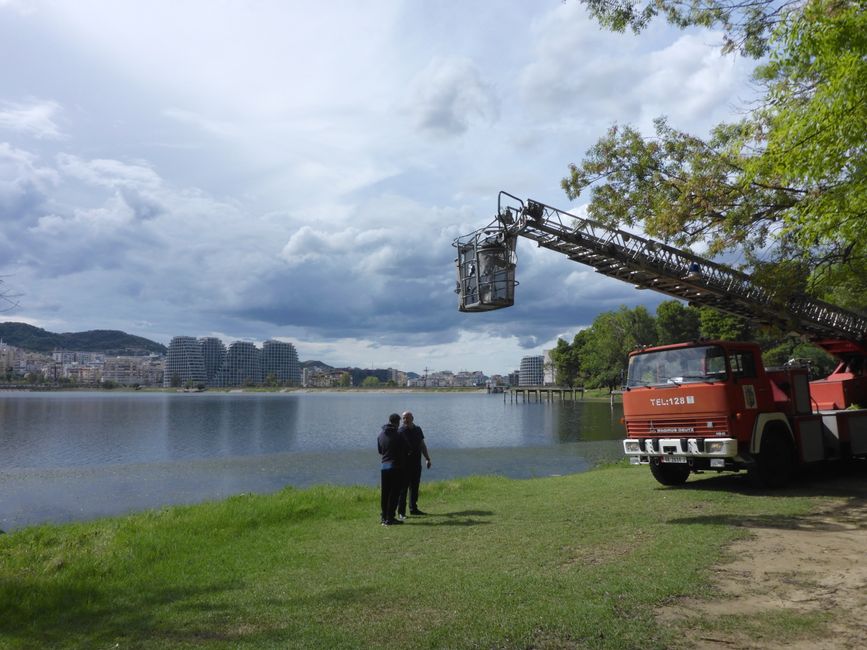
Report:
163,395,300,458
552,399,626,442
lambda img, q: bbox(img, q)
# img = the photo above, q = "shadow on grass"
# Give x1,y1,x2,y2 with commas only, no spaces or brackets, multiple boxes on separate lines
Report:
409,509,495,527
669,458,867,499
0,574,244,647
662,460,867,532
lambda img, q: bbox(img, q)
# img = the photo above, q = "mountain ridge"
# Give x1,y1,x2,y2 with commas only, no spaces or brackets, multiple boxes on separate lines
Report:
0,322,167,355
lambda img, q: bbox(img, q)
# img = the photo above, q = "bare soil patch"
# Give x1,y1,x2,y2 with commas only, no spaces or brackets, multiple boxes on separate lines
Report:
658,464,867,649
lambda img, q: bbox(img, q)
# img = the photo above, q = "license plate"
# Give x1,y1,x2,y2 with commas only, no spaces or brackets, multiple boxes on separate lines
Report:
662,455,687,464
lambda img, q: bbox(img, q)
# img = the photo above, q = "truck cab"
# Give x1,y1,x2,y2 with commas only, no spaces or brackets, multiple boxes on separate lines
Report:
620,341,813,486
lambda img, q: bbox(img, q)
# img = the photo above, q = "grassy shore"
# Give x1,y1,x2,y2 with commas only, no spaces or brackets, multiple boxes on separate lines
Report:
0,464,819,649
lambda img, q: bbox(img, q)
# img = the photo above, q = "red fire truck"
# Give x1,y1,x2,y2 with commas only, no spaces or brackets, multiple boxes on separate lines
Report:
454,193,867,487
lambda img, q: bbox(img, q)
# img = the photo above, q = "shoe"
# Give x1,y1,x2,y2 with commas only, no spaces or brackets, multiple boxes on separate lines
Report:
381,520,391,526
397,514,406,521
409,509,427,516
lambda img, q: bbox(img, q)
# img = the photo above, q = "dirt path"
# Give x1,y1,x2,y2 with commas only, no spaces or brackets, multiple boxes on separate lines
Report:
658,465,867,649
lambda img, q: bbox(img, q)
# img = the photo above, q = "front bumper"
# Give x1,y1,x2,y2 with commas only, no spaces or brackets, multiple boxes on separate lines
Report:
623,437,739,468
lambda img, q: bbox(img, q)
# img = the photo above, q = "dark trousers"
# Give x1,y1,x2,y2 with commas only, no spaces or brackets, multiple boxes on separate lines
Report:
380,467,405,522
398,461,422,515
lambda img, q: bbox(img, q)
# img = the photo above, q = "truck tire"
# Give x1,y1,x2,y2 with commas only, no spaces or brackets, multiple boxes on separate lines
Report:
649,459,690,486
751,430,796,488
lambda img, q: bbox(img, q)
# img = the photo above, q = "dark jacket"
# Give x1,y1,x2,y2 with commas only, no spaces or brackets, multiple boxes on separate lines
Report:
377,423,408,467
398,424,425,463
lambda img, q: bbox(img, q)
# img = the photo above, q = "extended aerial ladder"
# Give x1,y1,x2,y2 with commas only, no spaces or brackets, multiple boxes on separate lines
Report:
454,192,867,364
455,193,867,484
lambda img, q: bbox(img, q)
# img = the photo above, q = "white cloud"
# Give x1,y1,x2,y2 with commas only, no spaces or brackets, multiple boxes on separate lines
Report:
0,99,63,139
56,154,162,190
517,3,755,135
405,57,499,136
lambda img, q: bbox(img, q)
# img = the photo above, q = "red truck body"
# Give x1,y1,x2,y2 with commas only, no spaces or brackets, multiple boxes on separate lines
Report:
621,340,867,486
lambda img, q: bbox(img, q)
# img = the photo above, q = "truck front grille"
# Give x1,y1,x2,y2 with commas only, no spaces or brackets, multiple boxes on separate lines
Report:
627,415,728,438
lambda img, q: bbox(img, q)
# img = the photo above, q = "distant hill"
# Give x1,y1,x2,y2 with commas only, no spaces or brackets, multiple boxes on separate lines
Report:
301,360,334,370
0,322,167,355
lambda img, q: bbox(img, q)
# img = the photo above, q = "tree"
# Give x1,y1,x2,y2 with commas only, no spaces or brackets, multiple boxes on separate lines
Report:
580,305,657,388
549,335,583,386
762,337,837,376
655,300,701,344
361,376,382,388
567,1,867,304
698,307,753,341
581,0,799,57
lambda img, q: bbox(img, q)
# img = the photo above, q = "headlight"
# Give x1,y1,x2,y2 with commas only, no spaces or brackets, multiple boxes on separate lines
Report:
623,440,641,454
705,440,727,455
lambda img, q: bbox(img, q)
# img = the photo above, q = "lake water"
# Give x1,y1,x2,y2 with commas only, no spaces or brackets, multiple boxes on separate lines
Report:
0,391,625,530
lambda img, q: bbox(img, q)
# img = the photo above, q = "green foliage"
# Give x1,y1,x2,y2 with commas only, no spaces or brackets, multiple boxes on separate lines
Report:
698,307,753,341
655,300,701,344
549,334,586,386
580,0,797,57
569,0,867,304
578,305,656,388
361,376,382,387
749,0,867,288
762,338,837,376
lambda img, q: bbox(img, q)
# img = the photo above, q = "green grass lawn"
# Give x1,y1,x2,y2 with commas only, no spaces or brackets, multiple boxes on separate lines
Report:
0,465,818,649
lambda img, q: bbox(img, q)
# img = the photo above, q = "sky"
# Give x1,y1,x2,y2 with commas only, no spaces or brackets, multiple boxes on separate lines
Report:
0,0,759,376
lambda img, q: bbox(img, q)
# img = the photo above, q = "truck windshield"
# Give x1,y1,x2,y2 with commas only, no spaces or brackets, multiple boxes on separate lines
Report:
626,345,728,388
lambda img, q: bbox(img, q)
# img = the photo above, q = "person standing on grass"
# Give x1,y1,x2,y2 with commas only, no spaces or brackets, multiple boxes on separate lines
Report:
377,412,407,526
397,411,431,519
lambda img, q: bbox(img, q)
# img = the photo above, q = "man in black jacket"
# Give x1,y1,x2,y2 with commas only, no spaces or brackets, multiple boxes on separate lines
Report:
377,413,407,526
397,411,432,518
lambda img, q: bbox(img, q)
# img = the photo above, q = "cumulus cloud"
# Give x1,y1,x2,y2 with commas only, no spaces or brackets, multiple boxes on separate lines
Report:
0,99,63,139
56,154,163,190
405,57,499,136
517,3,754,135
0,143,57,223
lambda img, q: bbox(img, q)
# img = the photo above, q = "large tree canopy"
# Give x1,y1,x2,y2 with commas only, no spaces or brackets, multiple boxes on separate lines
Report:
565,0,866,310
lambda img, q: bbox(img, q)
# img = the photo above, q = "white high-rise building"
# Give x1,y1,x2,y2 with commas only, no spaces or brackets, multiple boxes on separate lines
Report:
518,355,544,386
215,341,262,387
163,336,206,387
262,340,301,386
199,337,227,386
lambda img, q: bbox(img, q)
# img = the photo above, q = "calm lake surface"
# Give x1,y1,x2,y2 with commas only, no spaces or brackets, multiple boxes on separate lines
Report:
0,391,625,530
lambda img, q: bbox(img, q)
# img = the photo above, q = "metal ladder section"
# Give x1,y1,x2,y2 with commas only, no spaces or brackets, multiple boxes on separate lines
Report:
502,197,867,343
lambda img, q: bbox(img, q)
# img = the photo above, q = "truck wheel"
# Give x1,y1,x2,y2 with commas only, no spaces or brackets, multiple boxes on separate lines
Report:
751,431,796,488
649,460,690,486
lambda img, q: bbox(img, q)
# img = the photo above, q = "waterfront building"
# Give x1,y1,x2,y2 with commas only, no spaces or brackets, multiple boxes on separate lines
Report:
199,337,227,386
518,355,544,386
103,356,164,386
215,341,262,387
262,340,301,386
163,336,207,387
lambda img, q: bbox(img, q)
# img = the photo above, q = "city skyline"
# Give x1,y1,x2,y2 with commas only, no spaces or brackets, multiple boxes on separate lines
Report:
0,1,758,375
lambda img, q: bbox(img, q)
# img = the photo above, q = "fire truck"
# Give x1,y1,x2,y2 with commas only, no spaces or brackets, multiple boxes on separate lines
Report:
453,192,867,487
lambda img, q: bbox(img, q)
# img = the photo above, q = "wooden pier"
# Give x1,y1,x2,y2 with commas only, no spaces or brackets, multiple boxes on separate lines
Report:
506,386,585,402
